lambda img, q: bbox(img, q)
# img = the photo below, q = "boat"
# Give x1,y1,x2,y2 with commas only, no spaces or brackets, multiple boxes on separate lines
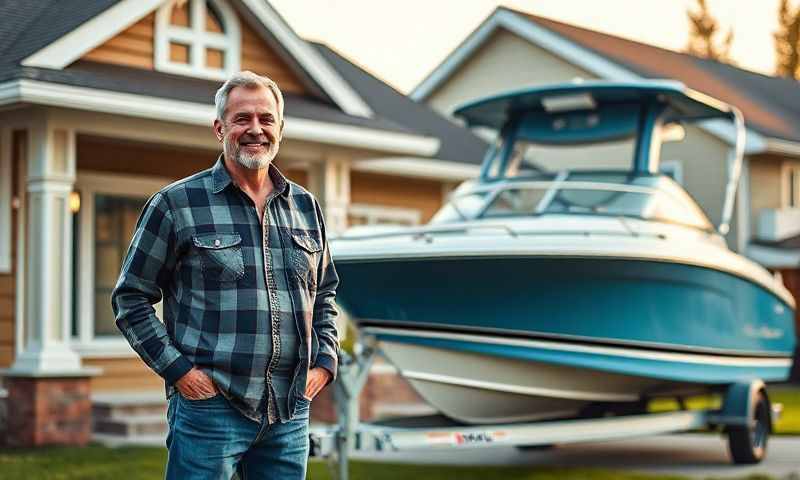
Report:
331,81,798,425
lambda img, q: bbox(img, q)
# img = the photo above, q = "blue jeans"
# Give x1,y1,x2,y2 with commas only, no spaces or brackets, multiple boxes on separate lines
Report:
165,393,310,480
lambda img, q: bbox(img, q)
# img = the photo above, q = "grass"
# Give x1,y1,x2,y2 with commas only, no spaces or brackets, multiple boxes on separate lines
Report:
0,445,704,480
648,385,800,435
1,387,796,479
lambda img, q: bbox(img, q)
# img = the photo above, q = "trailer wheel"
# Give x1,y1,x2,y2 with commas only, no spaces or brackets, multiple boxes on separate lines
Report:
727,389,770,464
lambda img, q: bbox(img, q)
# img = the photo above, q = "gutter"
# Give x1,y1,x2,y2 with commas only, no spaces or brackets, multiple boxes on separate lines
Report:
0,79,439,157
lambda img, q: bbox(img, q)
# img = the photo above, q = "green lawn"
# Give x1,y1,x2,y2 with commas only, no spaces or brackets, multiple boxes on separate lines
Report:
648,385,800,435
1,387,796,479
0,445,703,480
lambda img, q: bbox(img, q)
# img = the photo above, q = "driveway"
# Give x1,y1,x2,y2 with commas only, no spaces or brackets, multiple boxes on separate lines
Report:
352,433,800,478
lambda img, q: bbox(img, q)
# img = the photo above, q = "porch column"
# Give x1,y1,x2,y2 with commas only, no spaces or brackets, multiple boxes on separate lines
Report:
307,156,351,235
5,121,95,446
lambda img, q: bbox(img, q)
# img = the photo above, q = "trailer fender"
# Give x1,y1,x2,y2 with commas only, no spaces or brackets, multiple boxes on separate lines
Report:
714,380,771,430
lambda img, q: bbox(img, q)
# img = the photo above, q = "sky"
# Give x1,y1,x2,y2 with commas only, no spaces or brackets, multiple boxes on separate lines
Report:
268,0,785,94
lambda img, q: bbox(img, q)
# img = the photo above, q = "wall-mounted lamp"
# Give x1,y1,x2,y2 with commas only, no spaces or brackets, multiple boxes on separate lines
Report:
69,191,81,214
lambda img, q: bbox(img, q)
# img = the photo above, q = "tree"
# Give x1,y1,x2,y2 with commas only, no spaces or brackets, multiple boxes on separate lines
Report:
775,0,800,79
685,0,734,63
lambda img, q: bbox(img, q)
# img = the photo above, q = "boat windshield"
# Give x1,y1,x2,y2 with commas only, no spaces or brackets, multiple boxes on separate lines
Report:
431,173,714,231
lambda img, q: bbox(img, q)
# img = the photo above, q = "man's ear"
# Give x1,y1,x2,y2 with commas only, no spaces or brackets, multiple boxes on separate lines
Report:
278,119,285,141
213,119,224,142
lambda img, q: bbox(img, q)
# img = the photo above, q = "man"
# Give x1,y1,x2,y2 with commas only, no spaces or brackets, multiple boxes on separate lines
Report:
112,71,339,479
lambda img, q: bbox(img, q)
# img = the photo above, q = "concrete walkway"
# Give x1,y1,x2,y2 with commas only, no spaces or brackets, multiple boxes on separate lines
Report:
352,433,800,478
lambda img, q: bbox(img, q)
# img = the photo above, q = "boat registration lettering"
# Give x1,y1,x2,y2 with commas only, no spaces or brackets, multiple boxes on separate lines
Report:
425,430,508,446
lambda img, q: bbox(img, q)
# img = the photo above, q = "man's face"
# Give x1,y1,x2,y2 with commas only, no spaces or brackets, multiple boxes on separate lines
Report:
214,85,283,170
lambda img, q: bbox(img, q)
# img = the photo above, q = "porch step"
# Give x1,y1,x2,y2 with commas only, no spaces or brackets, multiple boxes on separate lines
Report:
91,392,168,446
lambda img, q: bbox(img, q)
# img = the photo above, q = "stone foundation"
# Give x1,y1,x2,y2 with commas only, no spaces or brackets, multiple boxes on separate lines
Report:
5,375,93,447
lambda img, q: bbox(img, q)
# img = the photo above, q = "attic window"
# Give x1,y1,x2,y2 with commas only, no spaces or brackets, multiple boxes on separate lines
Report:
155,0,240,80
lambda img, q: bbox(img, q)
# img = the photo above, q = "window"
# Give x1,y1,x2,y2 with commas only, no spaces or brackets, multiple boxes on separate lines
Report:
93,195,149,336
154,0,240,80
784,164,800,208
73,173,171,356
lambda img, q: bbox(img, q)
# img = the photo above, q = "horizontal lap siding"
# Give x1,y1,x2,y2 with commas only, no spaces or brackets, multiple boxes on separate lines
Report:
83,13,155,70
84,357,163,393
0,133,21,368
0,232,13,368
240,20,305,94
350,171,444,223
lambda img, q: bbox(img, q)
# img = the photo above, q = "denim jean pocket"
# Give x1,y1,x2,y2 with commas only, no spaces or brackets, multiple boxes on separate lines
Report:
179,392,227,410
192,233,245,282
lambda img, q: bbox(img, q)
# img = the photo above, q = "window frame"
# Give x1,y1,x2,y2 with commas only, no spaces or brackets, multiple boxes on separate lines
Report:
73,171,172,358
782,163,800,209
154,0,241,81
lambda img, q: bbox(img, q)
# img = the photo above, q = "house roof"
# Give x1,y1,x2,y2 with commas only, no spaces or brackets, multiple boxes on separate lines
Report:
0,0,488,164
413,6,800,146
514,9,800,143
0,0,118,67
313,43,487,164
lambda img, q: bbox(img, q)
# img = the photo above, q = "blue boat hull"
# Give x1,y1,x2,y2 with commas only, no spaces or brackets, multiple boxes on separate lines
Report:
337,256,797,384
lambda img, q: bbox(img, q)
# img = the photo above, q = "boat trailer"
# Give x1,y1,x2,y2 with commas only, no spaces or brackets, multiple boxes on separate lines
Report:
309,341,781,480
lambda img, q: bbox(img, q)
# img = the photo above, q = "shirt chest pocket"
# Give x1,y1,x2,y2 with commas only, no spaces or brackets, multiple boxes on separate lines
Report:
192,233,245,282
291,232,322,288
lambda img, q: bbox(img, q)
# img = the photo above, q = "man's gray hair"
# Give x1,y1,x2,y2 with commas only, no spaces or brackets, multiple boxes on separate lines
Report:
214,71,284,123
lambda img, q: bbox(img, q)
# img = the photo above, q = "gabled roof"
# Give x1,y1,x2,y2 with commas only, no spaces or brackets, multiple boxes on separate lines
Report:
412,6,800,147
0,0,491,167
2,0,373,118
0,0,118,66
313,43,486,165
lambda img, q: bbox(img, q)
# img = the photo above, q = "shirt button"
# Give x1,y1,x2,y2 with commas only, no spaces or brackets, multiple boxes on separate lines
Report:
214,239,221,247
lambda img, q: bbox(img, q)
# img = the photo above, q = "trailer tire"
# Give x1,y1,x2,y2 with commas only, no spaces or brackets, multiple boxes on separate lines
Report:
727,389,770,464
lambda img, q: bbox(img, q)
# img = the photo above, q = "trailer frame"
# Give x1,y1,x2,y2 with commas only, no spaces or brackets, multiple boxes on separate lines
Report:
309,341,778,479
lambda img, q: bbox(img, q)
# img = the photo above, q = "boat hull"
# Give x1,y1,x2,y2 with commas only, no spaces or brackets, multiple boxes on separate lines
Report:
335,255,796,423
337,256,796,359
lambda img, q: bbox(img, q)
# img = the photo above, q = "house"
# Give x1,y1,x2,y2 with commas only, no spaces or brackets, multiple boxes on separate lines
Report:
0,0,485,445
411,6,800,331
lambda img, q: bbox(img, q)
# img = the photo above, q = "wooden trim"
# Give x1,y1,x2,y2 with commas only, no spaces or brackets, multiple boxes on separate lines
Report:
239,19,305,94
83,13,155,70
0,128,11,273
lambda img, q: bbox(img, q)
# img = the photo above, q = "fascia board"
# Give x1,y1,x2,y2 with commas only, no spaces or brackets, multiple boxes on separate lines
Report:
0,79,437,156
239,0,373,118
21,0,169,69
352,157,481,181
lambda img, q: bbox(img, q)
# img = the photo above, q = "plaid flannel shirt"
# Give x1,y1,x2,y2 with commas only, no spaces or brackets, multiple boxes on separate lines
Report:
111,157,339,423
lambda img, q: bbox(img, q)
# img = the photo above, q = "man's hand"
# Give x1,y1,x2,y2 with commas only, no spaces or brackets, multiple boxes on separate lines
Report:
303,367,332,400
176,367,218,400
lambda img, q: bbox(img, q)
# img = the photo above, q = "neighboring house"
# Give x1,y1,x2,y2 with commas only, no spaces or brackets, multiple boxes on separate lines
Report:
411,6,800,330
0,0,484,444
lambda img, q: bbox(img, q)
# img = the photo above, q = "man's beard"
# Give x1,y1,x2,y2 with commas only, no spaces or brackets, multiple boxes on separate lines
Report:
223,135,279,170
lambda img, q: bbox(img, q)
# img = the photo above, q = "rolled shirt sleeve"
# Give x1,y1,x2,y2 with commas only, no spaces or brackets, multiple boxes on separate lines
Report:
111,192,192,384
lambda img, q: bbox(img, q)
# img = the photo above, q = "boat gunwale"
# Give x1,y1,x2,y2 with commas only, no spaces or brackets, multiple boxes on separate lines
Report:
333,248,796,309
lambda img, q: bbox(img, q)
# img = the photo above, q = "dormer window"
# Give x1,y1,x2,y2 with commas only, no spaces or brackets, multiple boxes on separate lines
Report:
154,0,240,80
